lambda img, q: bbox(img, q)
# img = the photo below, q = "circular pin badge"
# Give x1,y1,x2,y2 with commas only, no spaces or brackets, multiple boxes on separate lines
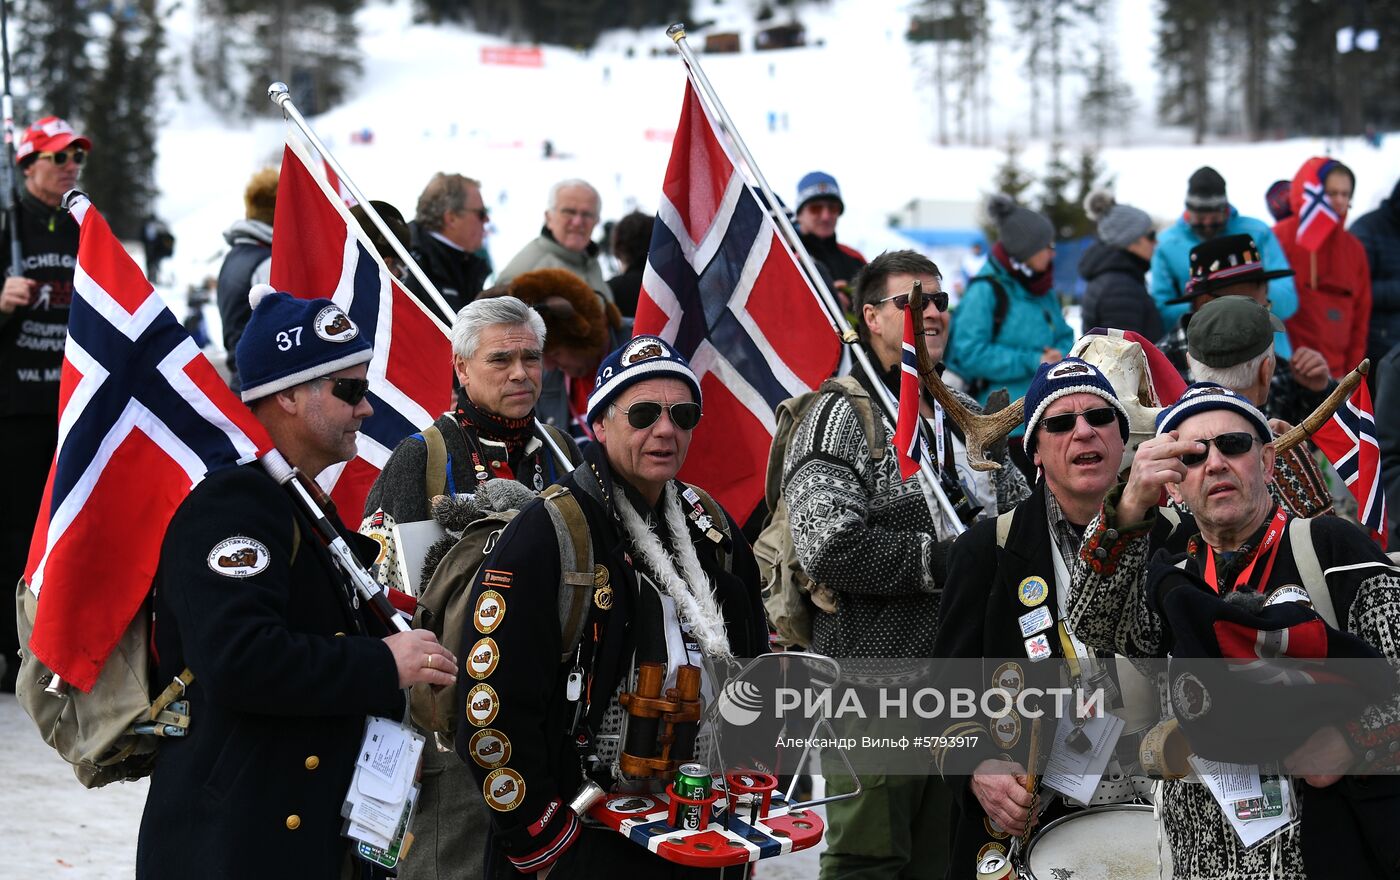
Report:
467,637,500,680
484,768,526,812
466,683,500,727
1017,576,1049,607
366,532,390,566
991,662,1024,697
991,712,1022,749
593,564,610,587
207,537,271,578
468,728,512,769
474,590,506,634
594,585,614,611
313,305,358,342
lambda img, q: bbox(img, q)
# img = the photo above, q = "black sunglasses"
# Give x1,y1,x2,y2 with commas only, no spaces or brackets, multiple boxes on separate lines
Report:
1179,431,1258,467
318,377,371,406
876,288,949,313
39,148,85,166
465,206,489,222
618,400,701,431
1040,406,1118,434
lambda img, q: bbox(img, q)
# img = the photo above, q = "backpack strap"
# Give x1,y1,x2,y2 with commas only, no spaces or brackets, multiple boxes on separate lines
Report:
970,275,1010,341
541,485,596,661
682,483,733,570
995,509,1015,549
539,423,582,472
1287,516,1338,628
422,424,448,501
822,375,886,462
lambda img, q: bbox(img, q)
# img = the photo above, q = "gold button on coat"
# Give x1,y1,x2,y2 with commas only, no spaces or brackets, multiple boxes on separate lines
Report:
304,756,320,770
286,814,301,830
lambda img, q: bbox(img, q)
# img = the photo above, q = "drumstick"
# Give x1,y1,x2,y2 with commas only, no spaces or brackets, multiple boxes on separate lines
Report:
1020,716,1043,848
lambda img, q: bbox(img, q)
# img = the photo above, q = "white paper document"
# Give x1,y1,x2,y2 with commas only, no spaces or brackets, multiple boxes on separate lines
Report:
1188,757,1295,848
344,717,424,849
1042,711,1124,806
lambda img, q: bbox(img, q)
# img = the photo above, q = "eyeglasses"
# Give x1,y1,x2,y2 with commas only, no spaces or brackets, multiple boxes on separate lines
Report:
556,207,598,223
1179,431,1258,467
875,288,949,313
1039,406,1118,434
317,377,371,406
38,148,85,166
615,400,701,431
464,206,489,222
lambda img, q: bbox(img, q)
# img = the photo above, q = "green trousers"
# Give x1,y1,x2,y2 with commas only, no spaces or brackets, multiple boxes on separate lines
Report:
819,772,953,880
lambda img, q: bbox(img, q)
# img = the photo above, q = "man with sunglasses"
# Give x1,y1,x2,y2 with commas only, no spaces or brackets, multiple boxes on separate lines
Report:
0,116,90,691
458,335,767,878
407,172,493,323
1069,383,1400,878
781,251,1028,880
794,171,865,313
138,287,457,879
936,358,1178,873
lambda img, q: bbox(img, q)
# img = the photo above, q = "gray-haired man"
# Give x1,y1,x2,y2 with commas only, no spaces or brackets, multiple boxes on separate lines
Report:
495,179,610,298
407,172,492,321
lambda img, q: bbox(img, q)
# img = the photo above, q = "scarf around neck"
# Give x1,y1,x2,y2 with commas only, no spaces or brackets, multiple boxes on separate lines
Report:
992,240,1054,296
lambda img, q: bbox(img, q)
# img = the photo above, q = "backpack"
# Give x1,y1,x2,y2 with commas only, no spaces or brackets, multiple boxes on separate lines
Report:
754,376,885,648
12,520,303,789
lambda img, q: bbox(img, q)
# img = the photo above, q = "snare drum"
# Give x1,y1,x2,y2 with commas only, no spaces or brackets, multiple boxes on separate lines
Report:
1022,804,1169,880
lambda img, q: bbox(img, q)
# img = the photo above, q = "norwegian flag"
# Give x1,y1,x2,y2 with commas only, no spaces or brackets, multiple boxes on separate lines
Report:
893,304,925,480
633,81,840,517
1310,378,1387,545
270,137,453,516
23,194,274,692
1296,159,1341,253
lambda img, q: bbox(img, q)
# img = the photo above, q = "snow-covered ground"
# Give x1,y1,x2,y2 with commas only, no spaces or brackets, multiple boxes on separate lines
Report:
148,0,1400,328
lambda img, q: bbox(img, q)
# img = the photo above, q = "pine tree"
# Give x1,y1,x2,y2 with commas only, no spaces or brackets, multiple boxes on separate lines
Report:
1156,0,1214,143
1079,24,1135,146
1038,141,1078,240
982,141,1033,242
83,0,164,239
13,0,95,121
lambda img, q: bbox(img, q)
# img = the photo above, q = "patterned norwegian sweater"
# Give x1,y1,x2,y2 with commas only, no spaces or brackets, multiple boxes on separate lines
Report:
781,371,1028,659
1068,491,1400,879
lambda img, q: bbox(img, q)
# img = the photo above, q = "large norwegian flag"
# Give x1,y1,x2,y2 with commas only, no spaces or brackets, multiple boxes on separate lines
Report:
23,194,273,691
1296,159,1342,252
633,81,840,518
1310,378,1387,545
270,137,453,516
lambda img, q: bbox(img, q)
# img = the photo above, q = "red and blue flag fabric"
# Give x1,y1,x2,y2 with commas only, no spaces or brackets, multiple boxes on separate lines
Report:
23,194,274,691
1296,159,1342,253
1310,377,1387,545
632,81,840,518
270,137,453,517
893,304,925,480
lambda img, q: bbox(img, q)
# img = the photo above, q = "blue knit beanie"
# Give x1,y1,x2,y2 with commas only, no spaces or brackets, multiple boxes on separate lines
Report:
1023,357,1130,455
586,335,702,425
796,171,843,215
1156,382,1271,443
236,285,373,402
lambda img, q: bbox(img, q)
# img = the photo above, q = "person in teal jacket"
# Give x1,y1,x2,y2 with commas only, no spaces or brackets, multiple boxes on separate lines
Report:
1150,166,1297,357
945,195,1076,436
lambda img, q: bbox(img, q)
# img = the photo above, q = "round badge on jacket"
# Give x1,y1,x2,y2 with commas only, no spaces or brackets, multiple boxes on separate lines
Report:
207,537,270,578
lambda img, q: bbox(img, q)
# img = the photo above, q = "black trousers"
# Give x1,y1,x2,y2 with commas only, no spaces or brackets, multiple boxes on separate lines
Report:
0,414,57,690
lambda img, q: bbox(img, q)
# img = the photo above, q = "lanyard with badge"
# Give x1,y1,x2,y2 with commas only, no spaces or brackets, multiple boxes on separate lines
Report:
1202,507,1289,595
343,700,425,869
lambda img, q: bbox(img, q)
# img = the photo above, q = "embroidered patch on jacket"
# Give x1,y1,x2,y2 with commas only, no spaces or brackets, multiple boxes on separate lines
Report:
475,590,506,633
466,683,500,727
1017,576,1049,607
484,768,526,811
207,537,270,578
482,569,513,589
468,728,511,769
467,637,500,680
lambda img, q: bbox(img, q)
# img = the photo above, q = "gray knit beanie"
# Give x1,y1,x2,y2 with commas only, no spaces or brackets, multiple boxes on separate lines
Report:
987,194,1054,262
1084,190,1153,249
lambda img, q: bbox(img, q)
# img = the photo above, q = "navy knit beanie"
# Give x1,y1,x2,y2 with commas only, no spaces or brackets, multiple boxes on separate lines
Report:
1023,358,1130,455
236,285,373,402
587,335,701,425
1156,382,1270,443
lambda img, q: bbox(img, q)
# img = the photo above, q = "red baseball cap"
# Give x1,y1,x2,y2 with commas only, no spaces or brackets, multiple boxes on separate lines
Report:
15,116,92,164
